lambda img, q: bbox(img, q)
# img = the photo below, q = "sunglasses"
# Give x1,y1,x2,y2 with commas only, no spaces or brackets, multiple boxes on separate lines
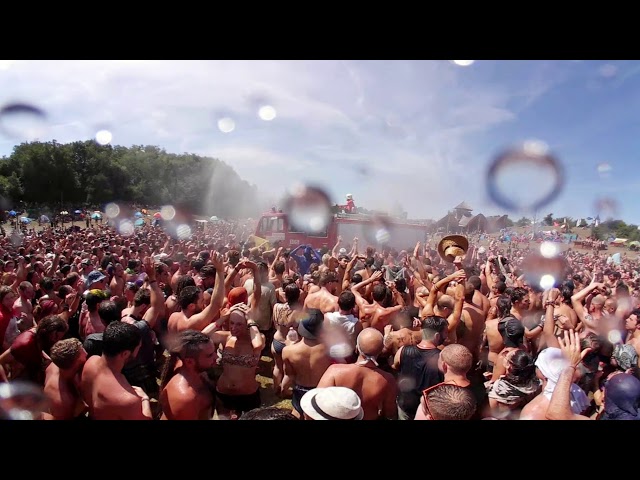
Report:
421,381,459,419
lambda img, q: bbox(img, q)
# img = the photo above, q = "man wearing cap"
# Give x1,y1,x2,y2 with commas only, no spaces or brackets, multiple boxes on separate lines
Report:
281,308,333,418
317,328,397,420
85,270,108,294
299,386,364,420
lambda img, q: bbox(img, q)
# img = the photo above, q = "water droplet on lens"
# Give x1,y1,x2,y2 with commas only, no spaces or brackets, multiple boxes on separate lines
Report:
95,129,112,146
176,224,192,240
397,376,416,392
217,117,235,133
599,64,618,78
608,330,622,344
539,274,556,290
160,205,176,221
596,163,612,179
283,184,332,235
487,141,564,212
364,216,393,247
258,105,277,121
0,103,48,140
105,203,120,219
0,381,48,420
451,60,475,67
119,219,134,236
540,241,559,258
520,253,567,290
594,197,618,220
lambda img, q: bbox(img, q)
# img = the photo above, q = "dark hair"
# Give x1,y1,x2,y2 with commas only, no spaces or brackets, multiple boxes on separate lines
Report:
102,321,141,357
36,315,68,354
338,290,356,311
284,283,300,305
239,406,298,420
372,284,387,302
160,330,212,389
133,288,151,307
504,350,537,387
178,286,200,310
98,301,121,325
175,275,196,296
421,315,448,336
496,295,512,318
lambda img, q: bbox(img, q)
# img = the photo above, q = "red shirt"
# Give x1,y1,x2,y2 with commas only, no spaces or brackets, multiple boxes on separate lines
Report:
0,305,13,351
11,330,46,385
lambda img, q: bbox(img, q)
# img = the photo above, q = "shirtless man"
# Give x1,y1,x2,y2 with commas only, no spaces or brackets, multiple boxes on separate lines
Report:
303,271,339,314
159,330,217,420
109,263,125,298
355,256,374,282
351,271,402,332
165,275,196,318
382,307,423,359
421,270,465,342
468,276,491,316
43,338,88,420
80,322,153,420
624,309,640,360
170,257,192,293
13,281,35,331
317,328,397,420
281,309,333,419
167,252,225,333
459,283,488,365
484,296,512,376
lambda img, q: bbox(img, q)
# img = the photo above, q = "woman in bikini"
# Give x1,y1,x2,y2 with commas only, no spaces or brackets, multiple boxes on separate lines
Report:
271,282,303,394
214,303,265,419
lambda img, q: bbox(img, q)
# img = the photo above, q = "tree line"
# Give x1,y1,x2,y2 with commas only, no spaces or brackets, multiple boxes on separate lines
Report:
0,140,260,219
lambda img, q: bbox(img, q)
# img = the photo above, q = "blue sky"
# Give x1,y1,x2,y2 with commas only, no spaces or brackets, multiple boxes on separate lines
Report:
0,59,638,224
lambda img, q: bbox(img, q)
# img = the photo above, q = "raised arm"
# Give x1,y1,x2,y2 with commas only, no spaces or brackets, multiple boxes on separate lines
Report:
351,271,383,310
546,330,591,421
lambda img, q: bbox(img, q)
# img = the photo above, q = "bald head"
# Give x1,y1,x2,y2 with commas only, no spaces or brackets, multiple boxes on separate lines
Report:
592,295,606,307
437,295,454,311
441,343,473,375
357,328,384,358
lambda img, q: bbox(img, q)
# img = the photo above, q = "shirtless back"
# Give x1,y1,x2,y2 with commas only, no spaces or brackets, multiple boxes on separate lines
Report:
318,328,397,420
80,322,152,420
304,272,339,314
43,338,88,420
282,309,333,418
458,286,488,363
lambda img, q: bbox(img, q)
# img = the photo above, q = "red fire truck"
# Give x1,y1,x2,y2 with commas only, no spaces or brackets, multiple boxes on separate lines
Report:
253,211,430,251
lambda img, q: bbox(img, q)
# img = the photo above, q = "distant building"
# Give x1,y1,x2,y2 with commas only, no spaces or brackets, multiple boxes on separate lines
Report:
432,201,509,234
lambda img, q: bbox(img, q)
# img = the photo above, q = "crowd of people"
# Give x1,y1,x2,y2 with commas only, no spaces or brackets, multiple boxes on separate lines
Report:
1,217,639,421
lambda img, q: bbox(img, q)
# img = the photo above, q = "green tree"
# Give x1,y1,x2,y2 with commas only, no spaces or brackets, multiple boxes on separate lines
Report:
516,216,531,227
0,140,260,219
544,213,554,226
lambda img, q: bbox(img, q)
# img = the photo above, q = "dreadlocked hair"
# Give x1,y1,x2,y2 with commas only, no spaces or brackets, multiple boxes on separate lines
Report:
159,329,212,390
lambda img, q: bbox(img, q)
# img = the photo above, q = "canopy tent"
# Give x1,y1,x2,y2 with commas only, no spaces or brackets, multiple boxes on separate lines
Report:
610,238,628,245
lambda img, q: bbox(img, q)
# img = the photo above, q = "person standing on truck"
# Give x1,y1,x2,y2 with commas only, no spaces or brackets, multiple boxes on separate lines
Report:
342,194,356,214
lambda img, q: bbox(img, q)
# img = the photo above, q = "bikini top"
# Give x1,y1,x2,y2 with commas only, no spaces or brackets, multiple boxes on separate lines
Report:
220,350,259,369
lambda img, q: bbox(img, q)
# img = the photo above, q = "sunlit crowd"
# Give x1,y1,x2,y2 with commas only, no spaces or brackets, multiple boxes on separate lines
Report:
1,216,639,421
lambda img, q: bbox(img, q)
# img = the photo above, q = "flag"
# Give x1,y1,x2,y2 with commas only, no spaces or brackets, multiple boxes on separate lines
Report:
247,234,270,250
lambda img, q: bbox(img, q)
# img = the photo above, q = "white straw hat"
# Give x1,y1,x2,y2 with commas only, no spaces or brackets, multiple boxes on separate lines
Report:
300,387,364,420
